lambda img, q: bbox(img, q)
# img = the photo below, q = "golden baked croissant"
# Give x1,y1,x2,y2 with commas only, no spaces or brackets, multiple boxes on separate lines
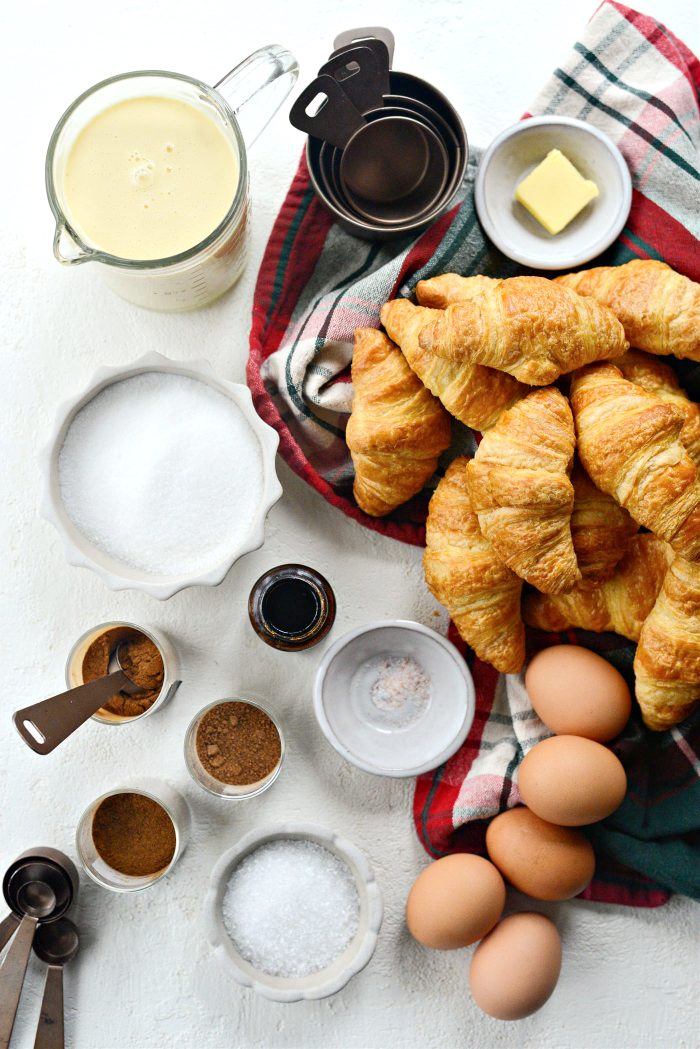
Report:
417,275,628,385
379,298,526,431
346,328,451,517
570,363,700,561
467,386,580,593
634,554,700,730
523,534,673,641
616,349,700,465
415,273,497,309
556,260,700,361
424,457,525,673
570,461,637,581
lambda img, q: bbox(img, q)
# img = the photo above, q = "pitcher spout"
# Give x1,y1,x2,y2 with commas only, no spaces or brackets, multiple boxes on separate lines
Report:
53,224,93,265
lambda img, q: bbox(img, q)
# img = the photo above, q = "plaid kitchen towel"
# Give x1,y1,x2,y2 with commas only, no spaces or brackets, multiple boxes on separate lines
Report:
247,2,700,906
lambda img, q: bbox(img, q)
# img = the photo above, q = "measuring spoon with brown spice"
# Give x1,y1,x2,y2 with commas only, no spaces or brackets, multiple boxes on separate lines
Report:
12,643,148,755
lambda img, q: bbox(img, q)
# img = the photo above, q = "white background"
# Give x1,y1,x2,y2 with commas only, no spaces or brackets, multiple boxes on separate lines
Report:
1,1,699,1047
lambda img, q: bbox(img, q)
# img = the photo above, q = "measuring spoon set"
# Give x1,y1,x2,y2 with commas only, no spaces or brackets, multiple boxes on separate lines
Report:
290,27,468,239
0,848,80,1049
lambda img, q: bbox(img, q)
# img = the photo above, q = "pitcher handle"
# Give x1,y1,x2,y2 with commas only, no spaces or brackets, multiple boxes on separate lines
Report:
215,45,299,148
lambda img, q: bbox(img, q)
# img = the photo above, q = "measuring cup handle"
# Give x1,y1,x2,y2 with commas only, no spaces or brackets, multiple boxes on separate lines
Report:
214,44,299,148
0,914,37,1049
12,671,137,756
34,965,64,1049
0,913,20,954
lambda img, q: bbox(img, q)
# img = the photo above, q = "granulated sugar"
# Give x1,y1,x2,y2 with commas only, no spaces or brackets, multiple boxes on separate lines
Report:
222,839,360,978
58,372,264,575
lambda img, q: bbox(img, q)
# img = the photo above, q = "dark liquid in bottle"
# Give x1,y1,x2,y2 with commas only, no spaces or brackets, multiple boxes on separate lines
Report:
261,578,321,636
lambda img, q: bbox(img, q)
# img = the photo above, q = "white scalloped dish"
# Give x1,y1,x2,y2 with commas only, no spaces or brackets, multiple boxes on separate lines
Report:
204,822,383,1003
41,351,282,600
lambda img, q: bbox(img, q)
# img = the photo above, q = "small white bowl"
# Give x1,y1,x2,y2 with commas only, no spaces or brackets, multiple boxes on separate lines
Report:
41,351,282,600
475,116,632,270
313,620,475,777
203,822,383,1002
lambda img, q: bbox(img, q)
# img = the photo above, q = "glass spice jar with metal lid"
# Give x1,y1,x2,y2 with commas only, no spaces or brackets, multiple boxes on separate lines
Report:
248,564,336,651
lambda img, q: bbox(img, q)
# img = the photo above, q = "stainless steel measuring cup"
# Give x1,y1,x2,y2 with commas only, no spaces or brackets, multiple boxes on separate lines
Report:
0,849,78,1049
46,46,298,311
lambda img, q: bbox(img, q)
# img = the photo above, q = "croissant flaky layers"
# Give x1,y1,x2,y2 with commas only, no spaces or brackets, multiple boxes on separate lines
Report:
467,387,580,594
424,458,525,673
346,328,451,517
571,363,700,561
557,259,700,361
416,275,628,385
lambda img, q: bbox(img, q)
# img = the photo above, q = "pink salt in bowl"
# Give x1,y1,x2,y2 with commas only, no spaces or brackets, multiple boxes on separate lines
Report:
313,620,475,777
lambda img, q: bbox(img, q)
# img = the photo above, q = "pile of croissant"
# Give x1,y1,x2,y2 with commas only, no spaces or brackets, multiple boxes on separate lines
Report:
345,260,700,732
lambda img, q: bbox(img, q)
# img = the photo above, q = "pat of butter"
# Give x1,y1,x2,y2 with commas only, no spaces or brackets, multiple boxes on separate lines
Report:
515,149,599,235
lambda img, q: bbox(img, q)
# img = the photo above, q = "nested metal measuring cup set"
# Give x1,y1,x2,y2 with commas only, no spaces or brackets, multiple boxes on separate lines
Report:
290,27,468,239
0,848,79,1049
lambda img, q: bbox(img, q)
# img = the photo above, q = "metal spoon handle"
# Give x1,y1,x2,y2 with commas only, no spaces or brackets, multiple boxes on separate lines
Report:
0,913,38,1049
34,964,64,1049
13,670,139,755
0,913,20,953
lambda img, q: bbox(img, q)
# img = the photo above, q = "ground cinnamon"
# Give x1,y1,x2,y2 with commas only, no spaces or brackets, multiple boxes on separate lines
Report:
82,627,164,717
92,792,176,877
195,701,281,785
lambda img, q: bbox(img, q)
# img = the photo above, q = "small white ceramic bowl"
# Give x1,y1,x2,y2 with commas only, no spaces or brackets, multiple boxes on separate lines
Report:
475,115,632,270
313,620,475,777
41,351,282,600
204,822,383,1003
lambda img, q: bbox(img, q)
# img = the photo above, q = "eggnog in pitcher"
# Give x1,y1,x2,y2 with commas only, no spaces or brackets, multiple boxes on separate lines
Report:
63,96,240,260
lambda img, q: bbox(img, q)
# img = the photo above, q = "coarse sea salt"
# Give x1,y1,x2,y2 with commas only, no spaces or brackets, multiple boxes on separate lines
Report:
222,839,360,978
58,372,264,576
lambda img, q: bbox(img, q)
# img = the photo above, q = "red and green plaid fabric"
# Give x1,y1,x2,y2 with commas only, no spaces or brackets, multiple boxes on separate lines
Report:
247,2,700,907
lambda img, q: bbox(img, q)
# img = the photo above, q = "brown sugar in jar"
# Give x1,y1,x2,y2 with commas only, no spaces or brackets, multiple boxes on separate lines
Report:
194,701,282,788
91,792,176,877
81,626,164,718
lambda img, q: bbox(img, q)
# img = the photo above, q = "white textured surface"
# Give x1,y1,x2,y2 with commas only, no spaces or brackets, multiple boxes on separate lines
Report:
1,2,699,1047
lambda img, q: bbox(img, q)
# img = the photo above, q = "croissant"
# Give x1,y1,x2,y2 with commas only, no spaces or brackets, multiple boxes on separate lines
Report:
634,554,700,730
424,457,525,673
570,461,637,581
417,275,628,385
570,363,700,561
616,349,700,465
523,534,673,641
379,298,526,431
346,328,451,516
556,260,700,361
415,273,497,309
467,386,580,593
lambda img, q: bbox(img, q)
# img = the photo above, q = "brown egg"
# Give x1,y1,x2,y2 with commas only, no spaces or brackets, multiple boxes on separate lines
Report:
406,854,505,950
486,806,595,900
469,912,562,1020
525,645,631,742
519,735,627,826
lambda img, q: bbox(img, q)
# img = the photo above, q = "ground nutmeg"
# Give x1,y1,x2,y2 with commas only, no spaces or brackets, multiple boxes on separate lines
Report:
195,701,281,785
92,792,176,877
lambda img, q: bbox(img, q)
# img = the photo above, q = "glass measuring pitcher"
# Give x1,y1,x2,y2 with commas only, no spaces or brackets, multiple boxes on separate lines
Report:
46,46,298,311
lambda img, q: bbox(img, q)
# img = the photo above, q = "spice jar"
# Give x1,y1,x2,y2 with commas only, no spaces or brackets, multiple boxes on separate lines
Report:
184,698,285,799
248,564,336,651
76,779,190,892
65,622,180,724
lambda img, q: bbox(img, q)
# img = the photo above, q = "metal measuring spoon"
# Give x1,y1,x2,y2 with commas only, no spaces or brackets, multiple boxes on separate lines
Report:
0,884,57,1049
13,642,146,755
32,919,80,1049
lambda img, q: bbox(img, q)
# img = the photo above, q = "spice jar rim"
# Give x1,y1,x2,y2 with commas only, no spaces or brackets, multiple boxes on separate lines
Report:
75,785,182,893
184,697,285,800
248,563,336,649
46,69,249,272
65,620,173,726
